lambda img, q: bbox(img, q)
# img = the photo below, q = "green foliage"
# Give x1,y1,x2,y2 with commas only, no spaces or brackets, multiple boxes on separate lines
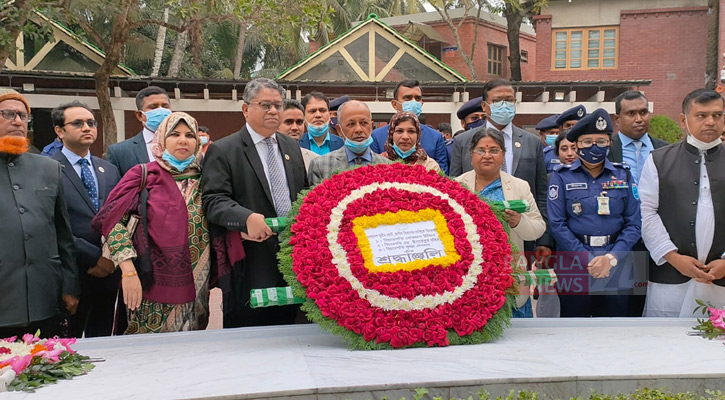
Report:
8,351,95,393
649,115,684,144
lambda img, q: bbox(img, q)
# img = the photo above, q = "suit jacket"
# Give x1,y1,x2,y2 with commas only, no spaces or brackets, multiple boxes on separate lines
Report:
607,133,669,163
51,152,121,272
371,124,449,173
201,127,307,291
0,153,78,327
106,131,149,175
307,147,392,186
299,132,344,153
450,125,552,248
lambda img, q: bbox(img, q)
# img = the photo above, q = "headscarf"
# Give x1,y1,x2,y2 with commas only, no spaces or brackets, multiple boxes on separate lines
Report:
384,111,428,164
151,111,202,178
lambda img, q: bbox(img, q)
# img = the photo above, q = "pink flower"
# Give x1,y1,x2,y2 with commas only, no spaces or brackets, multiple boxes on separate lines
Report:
708,307,725,330
8,355,32,374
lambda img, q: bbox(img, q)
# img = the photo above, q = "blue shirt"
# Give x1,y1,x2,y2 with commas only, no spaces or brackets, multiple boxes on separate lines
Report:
41,139,63,157
371,124,449,174
543,145,561,173
618,132,653,183
61,146,98,189
308,132,331,156
345,147,373,166
547,159,640,262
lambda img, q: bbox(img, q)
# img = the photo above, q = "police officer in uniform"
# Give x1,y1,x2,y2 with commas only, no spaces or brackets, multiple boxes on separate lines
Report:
456,96,486,131
547,108,641,317
535,115,560,173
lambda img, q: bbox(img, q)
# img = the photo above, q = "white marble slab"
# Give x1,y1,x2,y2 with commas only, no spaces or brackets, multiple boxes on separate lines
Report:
4,318,725,399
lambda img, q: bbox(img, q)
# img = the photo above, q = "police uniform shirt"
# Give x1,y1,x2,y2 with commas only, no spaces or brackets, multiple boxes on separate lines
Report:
544,145,560,173
547,159,641,261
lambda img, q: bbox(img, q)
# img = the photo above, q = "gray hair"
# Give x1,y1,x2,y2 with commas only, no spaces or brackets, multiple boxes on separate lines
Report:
242,78,285,103
337,100,370,121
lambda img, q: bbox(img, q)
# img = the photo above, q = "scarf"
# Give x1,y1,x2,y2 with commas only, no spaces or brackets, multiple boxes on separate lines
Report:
384,111,429,164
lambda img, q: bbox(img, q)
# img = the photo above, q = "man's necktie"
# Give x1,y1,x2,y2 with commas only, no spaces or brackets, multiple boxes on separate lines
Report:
78,158,98,211
633,140,643,177
264,137,291,217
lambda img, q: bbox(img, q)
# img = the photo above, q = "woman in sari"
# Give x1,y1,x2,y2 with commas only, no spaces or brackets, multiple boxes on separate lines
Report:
456,128,546,317
93,112,213,333
383,111,441,172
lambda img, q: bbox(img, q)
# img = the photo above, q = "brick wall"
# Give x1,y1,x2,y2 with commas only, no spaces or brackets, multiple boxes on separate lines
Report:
534,7,708,120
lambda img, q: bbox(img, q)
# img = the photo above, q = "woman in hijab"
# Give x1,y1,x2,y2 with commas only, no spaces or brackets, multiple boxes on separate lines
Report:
383,111,441,172
94,112,220,334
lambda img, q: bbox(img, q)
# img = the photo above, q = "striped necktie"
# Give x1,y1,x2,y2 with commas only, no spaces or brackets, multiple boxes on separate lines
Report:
263,137,291,217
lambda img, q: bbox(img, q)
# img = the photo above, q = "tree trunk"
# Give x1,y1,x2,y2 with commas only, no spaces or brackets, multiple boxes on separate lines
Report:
705,0,719,89
167,30,187,77
233,24,247,80
505,5,525,81
151,7,170,77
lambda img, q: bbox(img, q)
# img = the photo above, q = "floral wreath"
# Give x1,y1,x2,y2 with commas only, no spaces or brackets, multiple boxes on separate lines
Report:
278,163,514,349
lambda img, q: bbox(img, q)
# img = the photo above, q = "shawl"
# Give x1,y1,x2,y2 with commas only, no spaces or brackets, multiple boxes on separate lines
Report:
383,111,429,164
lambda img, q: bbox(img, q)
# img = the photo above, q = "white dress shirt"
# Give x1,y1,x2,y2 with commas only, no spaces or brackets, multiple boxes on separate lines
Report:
247,123,287,188
486,120,513,173
143,127,155,162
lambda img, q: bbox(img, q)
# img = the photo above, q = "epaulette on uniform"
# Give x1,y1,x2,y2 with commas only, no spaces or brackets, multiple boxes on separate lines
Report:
553,163,572,172
611,162,630,169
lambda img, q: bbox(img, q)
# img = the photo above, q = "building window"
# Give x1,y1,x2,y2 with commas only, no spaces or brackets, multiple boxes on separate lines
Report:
520,50,528,63
552,27,618,70
488,44,504,76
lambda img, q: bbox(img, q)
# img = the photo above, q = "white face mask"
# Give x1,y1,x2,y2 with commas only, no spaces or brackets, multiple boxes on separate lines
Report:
685,118,723,151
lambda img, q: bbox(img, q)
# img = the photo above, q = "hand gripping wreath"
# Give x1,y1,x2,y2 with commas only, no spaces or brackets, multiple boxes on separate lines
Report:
278,163,514,349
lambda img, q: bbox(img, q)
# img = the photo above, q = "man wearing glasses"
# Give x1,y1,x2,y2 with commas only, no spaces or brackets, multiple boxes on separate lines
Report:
202,78,307,328
547,108,641,317
0,89,79,338
50,101,121,337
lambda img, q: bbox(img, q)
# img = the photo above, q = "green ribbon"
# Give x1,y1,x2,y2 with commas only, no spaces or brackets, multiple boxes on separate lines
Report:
265,217,288,233
516,269,557,286
250,287,305,308
490,199,530,213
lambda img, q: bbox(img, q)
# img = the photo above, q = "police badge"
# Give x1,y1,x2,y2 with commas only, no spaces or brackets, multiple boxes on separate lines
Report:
572,201,582,215
577,108,584,118
595,116,607,131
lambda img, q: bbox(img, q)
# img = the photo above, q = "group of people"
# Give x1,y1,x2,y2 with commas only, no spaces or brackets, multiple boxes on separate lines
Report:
1,75,723,339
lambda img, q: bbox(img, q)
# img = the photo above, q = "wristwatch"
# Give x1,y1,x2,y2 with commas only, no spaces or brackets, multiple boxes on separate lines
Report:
605,253,618,267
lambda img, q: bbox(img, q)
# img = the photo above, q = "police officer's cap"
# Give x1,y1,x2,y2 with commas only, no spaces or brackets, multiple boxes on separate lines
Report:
535,115,559,132
329,95,350,111
566,108,613,142
456,96,483,120
555,105,587,127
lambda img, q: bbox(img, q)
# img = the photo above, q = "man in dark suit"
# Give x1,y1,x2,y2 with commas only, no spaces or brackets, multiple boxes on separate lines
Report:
51,101,121,337
608,90,669,317
0,89,78,338
106,86,171,175
450,79,553,258
202,78,307,328
298,92,344,155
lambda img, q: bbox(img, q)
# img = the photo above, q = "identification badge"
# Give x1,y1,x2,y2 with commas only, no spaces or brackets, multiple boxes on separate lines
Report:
597,196,610,215
566,182,587,191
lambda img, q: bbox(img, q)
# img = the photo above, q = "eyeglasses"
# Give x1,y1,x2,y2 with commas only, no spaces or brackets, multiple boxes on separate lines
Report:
0,110,30,122
472,147,503,156
577,138,611,148
487,100,515,108
63,119,98,129
252,101,284,112
283,119,305,125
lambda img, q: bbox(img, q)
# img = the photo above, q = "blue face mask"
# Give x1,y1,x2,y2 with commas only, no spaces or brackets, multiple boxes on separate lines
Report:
143,108,172,132
577,145,609,164
329,118,338,131
307,122,329,138
401,100,423,117
162,149,196,171
488,101,515,126
393,143,416,159
199,136,210,146
344,135,374,154
466,119,485,131
545,135,557,146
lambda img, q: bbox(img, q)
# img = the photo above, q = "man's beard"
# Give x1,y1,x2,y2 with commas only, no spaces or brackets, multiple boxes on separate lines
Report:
0,136,30,155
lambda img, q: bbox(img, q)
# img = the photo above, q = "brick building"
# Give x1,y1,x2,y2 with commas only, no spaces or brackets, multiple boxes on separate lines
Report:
376,9,537,82
533,0,710,120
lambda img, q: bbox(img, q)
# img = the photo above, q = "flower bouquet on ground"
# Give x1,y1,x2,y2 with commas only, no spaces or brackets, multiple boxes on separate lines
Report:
278,163,516,349
692,300,725,340
0,333,95,392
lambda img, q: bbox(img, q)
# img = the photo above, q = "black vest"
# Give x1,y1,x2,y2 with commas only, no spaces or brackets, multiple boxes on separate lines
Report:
649,142,725,286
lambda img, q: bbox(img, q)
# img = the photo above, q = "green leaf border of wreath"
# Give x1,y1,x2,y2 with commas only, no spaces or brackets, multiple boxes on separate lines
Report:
277,171,519,350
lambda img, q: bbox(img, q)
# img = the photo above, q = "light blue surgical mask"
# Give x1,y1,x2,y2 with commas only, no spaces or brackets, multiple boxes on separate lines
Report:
466,119,485,131
307,122,329,138
545,135,557,146
162,149,195,171
199,136,210,146
401,100,423,117
393,143,416,159
143,108,172,132
488,101,515,126
344,136,374,154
